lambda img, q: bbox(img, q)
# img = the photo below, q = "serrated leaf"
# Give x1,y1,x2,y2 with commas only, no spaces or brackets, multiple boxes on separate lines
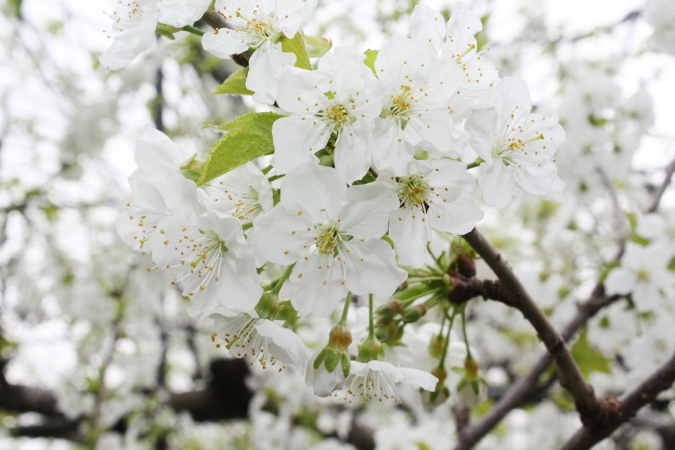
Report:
215,68,255,96
364,49,378,75
303,35,332,58
571,329,612,379
281,33,311,70
198,112,283,185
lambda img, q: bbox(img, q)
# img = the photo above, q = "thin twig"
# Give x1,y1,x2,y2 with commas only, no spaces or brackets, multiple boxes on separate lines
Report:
647,158,675,213
199,11,252,67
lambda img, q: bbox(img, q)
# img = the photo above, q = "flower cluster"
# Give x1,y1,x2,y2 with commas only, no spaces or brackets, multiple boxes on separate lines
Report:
112,1,565,403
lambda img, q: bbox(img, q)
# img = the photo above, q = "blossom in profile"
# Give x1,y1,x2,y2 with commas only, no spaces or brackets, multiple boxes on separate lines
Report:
331,360,438,405
211,312,310,369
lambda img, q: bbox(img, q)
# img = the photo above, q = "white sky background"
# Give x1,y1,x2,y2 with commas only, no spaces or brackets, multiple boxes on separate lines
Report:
0,0,674,445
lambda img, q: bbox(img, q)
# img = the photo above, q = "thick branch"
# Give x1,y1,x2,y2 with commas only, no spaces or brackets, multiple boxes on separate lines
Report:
647,158,675,213
559,351,675,450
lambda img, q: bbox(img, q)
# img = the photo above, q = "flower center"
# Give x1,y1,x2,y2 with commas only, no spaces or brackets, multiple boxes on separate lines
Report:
315,220,344,255
235,10,280,46
233,188,262,221
190,231,228,268
107,0,145,34
389,85,413,117
637,270,649,281
398,174,430,208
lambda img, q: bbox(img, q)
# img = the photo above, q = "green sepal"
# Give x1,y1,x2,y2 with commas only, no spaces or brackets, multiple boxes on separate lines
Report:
471,379,480,395
272,302,297,322
155,23,178,40
198,112,283,185
303,35,332,58
313,348,327,370
281,33,311,70
364,49,378,75
215,68,255,96
341,352,351,378
254,293,272,319
323,347,340,372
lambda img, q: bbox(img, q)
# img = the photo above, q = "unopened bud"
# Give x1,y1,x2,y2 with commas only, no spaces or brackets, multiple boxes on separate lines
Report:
328,324,352,350
402,303,428,323
431,367,448,383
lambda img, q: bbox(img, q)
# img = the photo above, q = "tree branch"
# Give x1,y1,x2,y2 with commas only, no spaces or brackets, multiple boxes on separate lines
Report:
455,286,621,449
559,351,675,450
459,229,608,434
647,157,675,213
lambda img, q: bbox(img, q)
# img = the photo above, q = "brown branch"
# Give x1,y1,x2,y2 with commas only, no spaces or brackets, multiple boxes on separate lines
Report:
559,351,675,450
458,229,609,441
647,158,675,213
456,287,621,449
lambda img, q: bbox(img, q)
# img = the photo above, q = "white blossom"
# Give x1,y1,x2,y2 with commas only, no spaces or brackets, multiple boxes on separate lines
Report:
211,313,311,369
273,47,385,183
100,0,159,70
157,0,212,27
201,0,317,104
149,211,263,318
377,159,483,268
467,77,565,208
250,163,406,317
331,360,438,405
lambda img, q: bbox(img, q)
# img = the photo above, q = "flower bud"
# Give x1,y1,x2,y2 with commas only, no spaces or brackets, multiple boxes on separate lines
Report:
402,303,428,323
456,253,476,278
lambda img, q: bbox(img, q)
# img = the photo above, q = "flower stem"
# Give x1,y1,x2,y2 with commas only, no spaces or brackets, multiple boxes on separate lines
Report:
438,309,457,370
466,158,485,169
461,308,474,361
270,263,295,296
339,292,352,325
268,174,285,183
181,25,205,36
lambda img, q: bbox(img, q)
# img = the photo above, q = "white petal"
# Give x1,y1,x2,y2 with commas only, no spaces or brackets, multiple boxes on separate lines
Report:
254,320,311,366
477,162,522,209
157,0,211,27
201,29,253,60
289,253,347,317
343,240,407,299
604,268,637,295
272,115,330,174
409,4,446,52
333,123,373,184
247,42,297,105
388,207,429,268
280,163,347,219
466,108,498,161
338,183,399,240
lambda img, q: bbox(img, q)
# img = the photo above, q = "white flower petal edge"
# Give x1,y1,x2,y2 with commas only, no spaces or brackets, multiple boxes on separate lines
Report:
331,360,438,404
157,0,211,27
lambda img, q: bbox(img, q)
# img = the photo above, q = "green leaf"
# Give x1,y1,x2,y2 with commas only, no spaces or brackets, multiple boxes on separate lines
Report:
198,112,283,185
303,35,332,58
215,68,255,96
571,329,612,379
281,33,311,70
364,49,379,75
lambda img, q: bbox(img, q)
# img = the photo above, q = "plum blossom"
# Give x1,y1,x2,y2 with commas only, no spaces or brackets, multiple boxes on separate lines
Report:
100,0,159,70
250,164,406,317
202,0,317,104
466,77,565,208
330,360,438,405
273,47,385,183
211,313,310,369
377,159,483,267
605,242,675,313
371,36,467,174
149,211,263,318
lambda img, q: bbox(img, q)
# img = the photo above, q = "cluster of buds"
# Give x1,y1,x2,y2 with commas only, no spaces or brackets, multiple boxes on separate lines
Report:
375,299,428,344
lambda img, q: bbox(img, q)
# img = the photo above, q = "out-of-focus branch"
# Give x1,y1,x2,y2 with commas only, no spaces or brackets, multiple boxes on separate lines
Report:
462,228,604,419
647,158,675,213
199,11,252,67
559,351,675,450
